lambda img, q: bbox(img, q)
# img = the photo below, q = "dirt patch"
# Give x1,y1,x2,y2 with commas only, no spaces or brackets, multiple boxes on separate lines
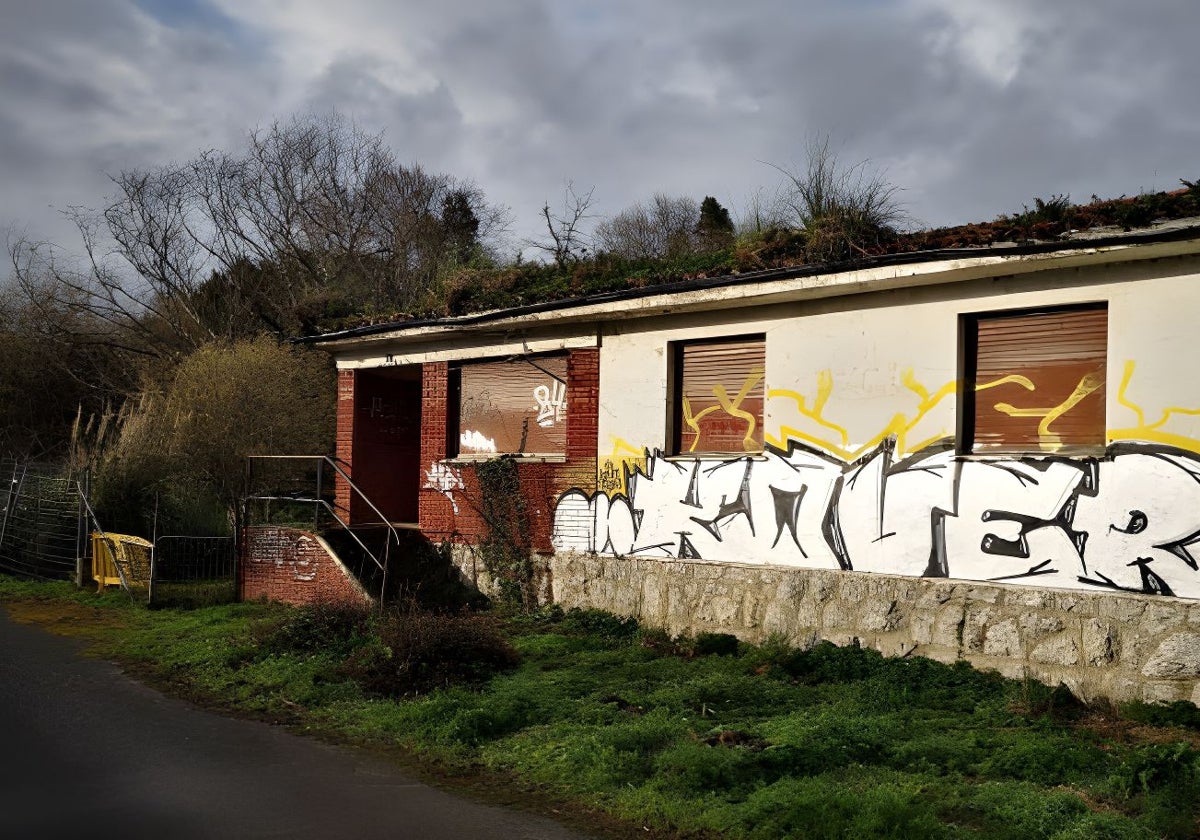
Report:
1072,710,1200,750
1,597,131,643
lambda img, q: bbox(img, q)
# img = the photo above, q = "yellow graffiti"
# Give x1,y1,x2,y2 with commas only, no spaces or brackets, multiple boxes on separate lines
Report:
681,366,764,453
1109,361,1200,453
597,436,647,496
989,367,1105,452
611,360,1200,472
767,368,955,461
976,374,1035,393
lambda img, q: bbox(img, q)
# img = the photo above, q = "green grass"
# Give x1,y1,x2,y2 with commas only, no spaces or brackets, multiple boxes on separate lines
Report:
3,578,1198,839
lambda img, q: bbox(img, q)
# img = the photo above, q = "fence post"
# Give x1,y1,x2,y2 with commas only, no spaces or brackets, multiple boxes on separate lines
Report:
0,460,17,560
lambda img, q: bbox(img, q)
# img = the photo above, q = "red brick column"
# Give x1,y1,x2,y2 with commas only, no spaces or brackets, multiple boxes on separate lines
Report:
562,348,600,494
418,362,456,539
334,368,355,521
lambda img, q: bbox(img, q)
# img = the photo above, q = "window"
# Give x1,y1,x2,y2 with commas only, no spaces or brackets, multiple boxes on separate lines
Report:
960,304,1107,454
453,355,568,456
670,335,765,455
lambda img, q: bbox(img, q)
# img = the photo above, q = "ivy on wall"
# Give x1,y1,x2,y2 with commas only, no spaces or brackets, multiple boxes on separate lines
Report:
474,456,537,608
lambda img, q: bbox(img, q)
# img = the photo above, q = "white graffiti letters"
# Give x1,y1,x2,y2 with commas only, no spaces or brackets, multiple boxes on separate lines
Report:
534,380,567,427
551,441,1200,598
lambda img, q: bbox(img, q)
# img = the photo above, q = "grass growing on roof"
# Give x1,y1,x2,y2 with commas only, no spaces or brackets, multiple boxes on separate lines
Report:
3,577,1199,839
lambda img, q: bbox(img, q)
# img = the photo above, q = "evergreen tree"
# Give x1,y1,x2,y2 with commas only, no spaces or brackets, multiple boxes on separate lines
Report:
696,195,734,250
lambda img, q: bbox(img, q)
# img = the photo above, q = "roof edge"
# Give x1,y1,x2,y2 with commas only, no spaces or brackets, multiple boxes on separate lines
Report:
301,223,1200,348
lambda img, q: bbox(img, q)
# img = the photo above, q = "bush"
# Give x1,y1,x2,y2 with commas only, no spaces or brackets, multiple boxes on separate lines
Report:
258,599,373,657
559,607,640,641
343,604,519,696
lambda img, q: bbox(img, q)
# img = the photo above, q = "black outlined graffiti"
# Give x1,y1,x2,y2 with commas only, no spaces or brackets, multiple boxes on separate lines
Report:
769,485,807,554
549,439,1200,598
689,458,756,541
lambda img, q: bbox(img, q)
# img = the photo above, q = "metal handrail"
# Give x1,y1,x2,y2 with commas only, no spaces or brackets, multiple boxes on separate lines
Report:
244,455,400,603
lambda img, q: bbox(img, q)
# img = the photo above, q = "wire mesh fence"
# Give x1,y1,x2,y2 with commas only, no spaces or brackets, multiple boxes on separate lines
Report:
149,535,237,607
0,460,85,582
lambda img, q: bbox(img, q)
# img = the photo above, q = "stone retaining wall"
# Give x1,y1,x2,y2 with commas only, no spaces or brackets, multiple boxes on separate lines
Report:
454,548,1200,705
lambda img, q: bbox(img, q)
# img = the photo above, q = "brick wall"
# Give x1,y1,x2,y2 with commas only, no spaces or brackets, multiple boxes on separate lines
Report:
239,525,371,606
417,348,599,549
334,369,355,520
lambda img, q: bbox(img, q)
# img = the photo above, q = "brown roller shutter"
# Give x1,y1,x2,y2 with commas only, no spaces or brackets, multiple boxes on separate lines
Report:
967,306,1107,453
675,336,765,454
457,356,568,455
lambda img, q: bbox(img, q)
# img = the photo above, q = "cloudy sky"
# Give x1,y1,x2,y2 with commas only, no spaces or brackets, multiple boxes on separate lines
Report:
2,0,1197,263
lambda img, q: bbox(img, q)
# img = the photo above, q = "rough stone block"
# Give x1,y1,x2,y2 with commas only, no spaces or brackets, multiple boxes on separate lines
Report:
909,612,935,645
1142,681,1186,704
860,599,904,632
1030,635,1080,667
962,607,993,653
965,586,1002,605
1141,633,1200,678
1097,596,1148,623
931,606,966,649
1141,602,1188,637
1020,614,1065,639
983,619,1022,658
1082,618,1117,666
1007,590,1052,609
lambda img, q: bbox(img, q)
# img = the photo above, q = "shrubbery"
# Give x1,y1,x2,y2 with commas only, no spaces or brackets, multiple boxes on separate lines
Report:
342,605,519,696
256,599,519,698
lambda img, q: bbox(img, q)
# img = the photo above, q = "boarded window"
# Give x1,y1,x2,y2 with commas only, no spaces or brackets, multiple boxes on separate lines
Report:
456,356,568,456
963,305,1107,453
672,336,766,455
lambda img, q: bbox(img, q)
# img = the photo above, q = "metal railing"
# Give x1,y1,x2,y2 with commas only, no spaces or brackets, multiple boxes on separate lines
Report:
149,535,237,607
243,455,399,602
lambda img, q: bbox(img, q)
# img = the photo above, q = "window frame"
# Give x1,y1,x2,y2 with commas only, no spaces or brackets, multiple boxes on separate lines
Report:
667,333,767,457
957,302,1109,456
450,352,569,459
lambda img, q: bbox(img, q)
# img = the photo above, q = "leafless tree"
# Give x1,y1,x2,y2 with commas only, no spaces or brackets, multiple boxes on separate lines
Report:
8,112,512,360
595,194,700,260
527,182,595,268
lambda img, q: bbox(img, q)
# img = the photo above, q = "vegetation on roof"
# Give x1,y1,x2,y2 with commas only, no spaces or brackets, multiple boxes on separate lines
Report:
425,180,1200,323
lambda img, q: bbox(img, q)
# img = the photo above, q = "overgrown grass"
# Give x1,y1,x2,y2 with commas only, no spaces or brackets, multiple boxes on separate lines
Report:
3,578,1198,839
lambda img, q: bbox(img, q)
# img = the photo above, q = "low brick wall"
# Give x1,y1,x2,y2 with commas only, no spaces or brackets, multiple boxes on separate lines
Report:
239,526,371,606
535,552,1200,705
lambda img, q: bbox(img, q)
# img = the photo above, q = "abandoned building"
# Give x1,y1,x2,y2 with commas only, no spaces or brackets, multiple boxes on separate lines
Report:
243,219,1200,703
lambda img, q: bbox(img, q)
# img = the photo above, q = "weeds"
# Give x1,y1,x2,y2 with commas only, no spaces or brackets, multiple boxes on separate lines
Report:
343,604,518,696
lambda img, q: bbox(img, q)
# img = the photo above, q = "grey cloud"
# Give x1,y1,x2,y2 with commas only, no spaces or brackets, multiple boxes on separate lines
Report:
2,0,1197,263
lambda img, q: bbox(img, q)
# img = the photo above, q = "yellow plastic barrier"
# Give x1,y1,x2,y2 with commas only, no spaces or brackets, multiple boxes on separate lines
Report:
91,532,153,592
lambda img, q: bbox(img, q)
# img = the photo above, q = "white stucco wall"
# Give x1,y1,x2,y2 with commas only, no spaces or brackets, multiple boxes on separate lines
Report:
558,255,1200,599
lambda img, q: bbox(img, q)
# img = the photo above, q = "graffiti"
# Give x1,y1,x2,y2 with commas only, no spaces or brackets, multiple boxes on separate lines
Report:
460,429,497,454
598,437,647,496
534,380,567,427
424,462,465,514
768,367,1112,460
290,535,318,581
1110,361,1200,453
767,368,956,461
552,439,1200,599
682,366,764,453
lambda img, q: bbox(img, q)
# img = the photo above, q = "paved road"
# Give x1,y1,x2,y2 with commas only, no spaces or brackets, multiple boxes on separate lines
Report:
0,608,590,840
